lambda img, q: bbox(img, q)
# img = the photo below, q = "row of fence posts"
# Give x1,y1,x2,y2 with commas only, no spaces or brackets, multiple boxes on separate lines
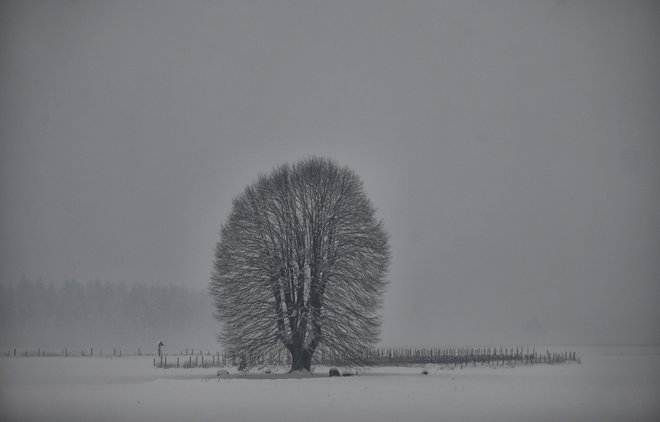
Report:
155,347,580,369
1,346,183,359
154,351,231,369
3,346,580,367
2,347,230,361
1,347,232,367
353,347,580,366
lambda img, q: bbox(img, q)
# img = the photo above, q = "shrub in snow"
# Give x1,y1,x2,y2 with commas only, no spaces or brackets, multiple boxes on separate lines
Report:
329,368,341,377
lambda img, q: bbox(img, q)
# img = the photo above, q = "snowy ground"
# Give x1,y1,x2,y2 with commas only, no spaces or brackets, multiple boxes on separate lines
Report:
1,346,658,422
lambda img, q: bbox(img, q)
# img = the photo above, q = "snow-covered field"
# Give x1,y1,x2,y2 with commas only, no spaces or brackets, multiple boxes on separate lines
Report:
1,346,658,422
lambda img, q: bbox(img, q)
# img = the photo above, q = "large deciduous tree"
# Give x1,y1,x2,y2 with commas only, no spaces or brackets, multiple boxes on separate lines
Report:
210,157,390,372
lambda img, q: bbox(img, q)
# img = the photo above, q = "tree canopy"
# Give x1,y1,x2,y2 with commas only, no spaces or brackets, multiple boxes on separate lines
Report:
210,157,390,371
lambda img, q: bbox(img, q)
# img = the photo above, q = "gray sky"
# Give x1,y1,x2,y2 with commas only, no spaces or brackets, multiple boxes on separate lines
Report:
2,0,659,347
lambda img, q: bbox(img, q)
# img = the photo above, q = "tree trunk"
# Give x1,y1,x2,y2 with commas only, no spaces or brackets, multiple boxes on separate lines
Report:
289,347,312,372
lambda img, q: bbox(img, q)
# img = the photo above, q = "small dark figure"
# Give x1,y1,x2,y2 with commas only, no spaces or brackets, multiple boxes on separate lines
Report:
157,341,164,358
238,355,247,371
329,368,341,377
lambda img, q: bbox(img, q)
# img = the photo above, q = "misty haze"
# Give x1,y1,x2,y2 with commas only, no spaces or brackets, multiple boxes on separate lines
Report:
1,1,659,421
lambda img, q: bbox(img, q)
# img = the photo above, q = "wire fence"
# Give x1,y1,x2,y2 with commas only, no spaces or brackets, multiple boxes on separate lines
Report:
2,345,580,368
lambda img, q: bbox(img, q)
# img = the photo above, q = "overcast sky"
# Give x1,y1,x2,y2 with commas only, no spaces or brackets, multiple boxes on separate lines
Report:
1,0,659,347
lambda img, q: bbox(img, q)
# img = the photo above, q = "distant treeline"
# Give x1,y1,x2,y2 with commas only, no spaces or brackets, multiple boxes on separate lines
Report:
0,278,211,325
0,278,218,350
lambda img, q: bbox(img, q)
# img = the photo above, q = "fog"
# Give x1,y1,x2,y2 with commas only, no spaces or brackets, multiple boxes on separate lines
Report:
0,279,218,352
1,1,659,350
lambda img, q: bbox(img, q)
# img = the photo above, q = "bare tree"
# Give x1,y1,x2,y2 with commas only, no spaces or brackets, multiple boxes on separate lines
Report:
210,157,390,372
